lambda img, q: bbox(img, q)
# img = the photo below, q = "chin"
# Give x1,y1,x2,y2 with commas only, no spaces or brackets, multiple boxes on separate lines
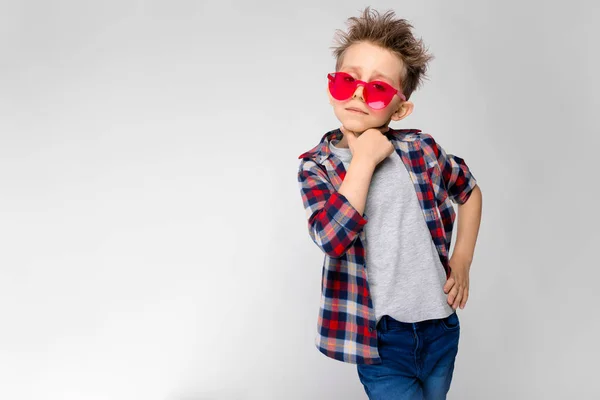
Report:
340,119,380,133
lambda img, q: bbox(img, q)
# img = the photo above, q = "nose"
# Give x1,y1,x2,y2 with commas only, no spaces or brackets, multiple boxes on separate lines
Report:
352,84,365,100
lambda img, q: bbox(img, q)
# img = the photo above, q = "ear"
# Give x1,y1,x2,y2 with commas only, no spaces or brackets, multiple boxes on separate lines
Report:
390,101,414,121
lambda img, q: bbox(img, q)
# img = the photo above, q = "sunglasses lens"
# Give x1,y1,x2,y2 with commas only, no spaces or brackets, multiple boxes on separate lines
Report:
328,73,356,100
365,82,394,110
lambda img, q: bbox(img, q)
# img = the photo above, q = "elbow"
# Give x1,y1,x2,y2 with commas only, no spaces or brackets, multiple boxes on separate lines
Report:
308,212,360,259
310,232,351,258
318,238,349,258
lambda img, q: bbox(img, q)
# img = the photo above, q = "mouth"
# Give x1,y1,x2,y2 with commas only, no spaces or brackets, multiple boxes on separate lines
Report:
346,108,368,114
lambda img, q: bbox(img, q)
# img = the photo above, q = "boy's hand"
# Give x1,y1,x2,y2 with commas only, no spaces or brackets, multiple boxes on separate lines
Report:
342,125,394,168
443,255,472,310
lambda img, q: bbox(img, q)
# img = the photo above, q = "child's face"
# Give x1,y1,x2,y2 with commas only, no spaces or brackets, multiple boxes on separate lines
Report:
328,41,414,134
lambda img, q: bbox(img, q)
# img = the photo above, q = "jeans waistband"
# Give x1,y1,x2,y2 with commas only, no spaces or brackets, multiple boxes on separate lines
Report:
377,314,449,332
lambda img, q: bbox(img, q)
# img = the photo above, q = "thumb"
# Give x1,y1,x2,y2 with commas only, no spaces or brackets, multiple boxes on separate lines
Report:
344,128,357,144
443,276,454,293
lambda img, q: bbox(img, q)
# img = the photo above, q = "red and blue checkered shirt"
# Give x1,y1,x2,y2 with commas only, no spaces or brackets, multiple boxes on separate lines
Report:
297,127,478,364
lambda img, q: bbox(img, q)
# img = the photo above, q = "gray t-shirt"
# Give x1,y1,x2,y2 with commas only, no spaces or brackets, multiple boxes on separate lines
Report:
329,138,454,324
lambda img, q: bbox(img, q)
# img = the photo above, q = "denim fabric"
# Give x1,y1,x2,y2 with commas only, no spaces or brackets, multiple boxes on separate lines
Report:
356,312,460,399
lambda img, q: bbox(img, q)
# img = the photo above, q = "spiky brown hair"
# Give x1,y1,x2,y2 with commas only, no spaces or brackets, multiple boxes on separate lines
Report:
331,6,435,101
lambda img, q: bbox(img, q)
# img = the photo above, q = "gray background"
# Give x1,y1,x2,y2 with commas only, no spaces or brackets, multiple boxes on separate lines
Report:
1,0,598,399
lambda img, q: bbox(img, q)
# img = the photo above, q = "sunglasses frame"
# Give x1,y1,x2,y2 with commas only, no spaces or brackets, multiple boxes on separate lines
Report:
327,71,407,110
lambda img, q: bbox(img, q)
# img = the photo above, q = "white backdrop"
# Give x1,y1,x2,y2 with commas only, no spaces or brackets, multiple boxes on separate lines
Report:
1,1,599,399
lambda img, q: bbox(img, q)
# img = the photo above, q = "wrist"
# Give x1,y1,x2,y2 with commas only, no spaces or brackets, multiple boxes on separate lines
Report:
451,250,473,265
353,155,376,170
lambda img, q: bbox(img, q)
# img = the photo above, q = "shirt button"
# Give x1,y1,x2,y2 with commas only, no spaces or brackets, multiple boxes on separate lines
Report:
369,327,373,332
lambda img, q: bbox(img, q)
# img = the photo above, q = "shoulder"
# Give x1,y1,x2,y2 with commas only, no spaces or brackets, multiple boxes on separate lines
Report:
416,131,436,145
416,132,442,158
298,157,319,171
409,131,446,169
388,128,424,142
297,128,338,162
390,128,437,151
297,143,321,161
297,157,328,181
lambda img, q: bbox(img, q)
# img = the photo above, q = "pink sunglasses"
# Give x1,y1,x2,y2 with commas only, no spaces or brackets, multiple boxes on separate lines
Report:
327,71,406,110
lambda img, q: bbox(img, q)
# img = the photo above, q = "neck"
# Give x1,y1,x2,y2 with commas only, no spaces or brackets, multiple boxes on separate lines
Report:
337,125,390,148
336,137,349,148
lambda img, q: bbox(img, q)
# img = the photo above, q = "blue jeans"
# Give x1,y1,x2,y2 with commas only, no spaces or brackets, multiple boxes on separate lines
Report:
356,312,460,399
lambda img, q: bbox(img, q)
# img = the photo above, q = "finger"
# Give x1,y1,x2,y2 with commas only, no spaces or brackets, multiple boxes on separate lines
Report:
346,132,355,148
459,277,469,309
348,131,361,146
448,284,460,306
443,277,454,294
453,285,463,310
460,286,469,309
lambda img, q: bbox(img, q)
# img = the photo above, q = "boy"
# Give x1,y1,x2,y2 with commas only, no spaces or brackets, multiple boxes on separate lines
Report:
296,7,482,400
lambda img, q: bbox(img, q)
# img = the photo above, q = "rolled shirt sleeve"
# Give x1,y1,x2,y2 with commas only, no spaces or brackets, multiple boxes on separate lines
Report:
297,159,368,258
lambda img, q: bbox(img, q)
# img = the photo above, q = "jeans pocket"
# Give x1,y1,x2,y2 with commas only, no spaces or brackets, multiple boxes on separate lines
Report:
440,311,460,332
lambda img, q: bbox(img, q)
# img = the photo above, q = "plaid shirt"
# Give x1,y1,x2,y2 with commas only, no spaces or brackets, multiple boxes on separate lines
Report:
297,127,478,364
